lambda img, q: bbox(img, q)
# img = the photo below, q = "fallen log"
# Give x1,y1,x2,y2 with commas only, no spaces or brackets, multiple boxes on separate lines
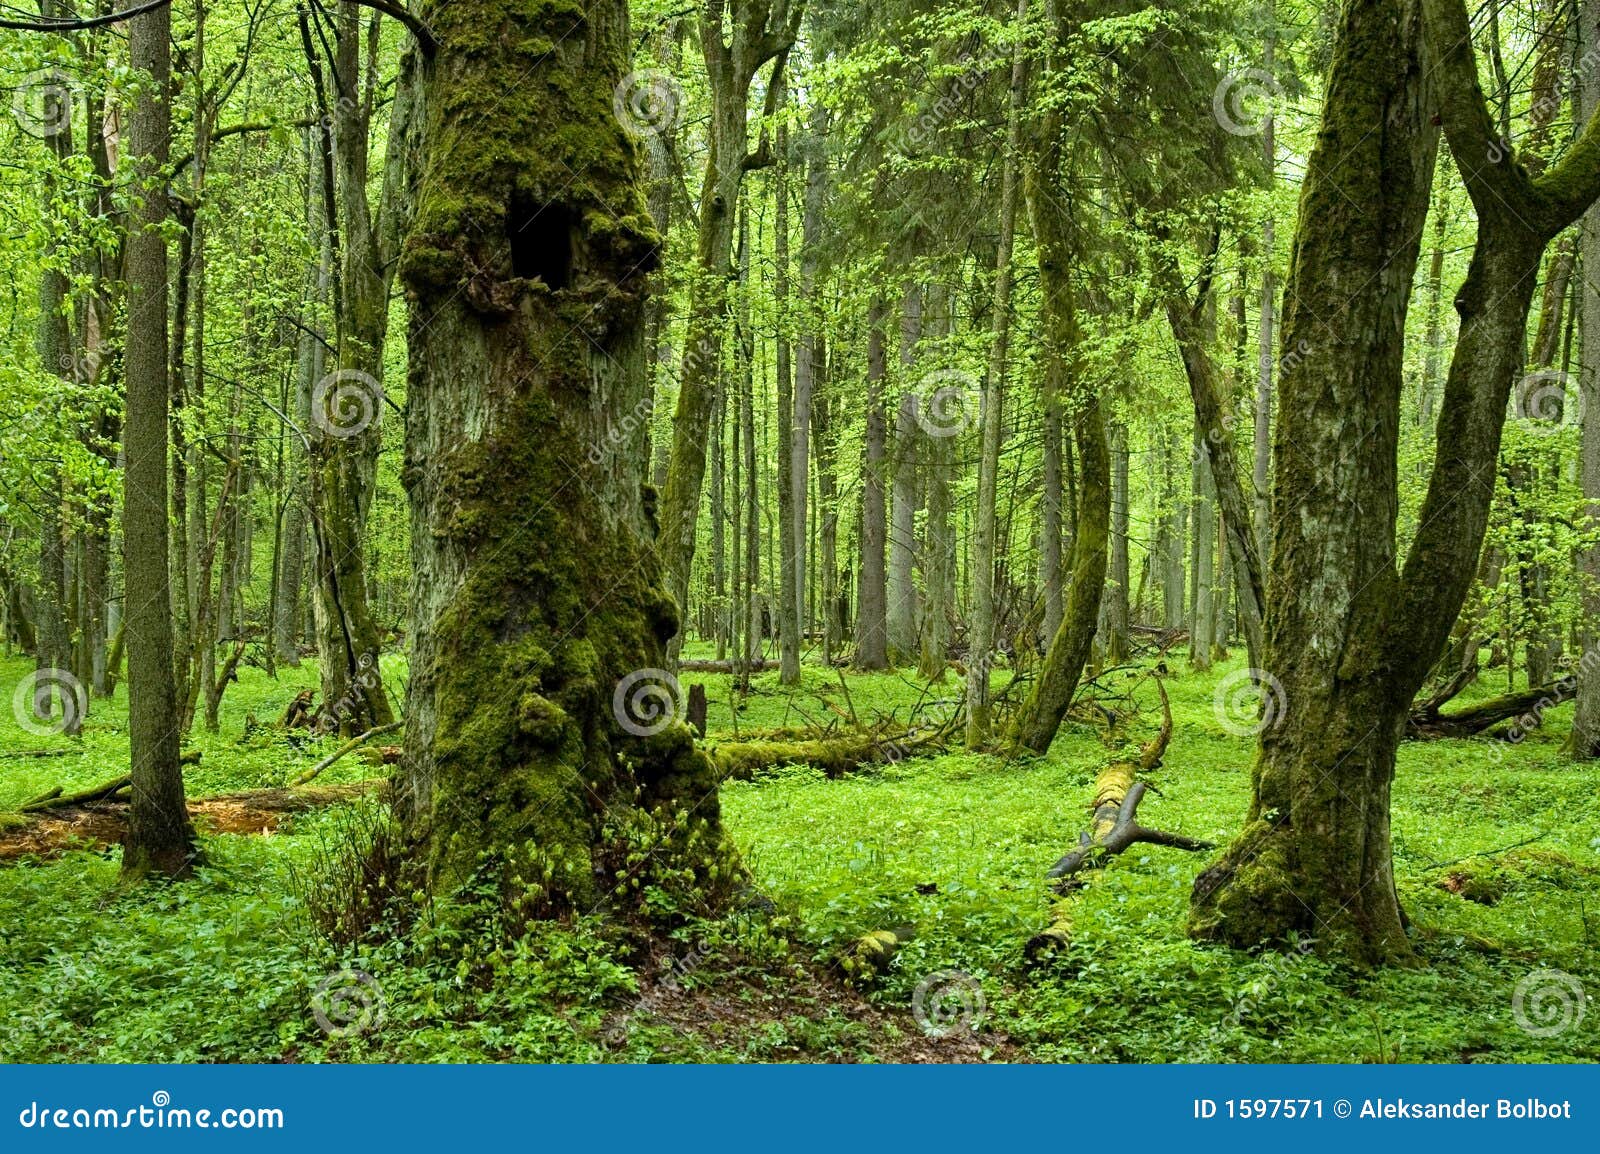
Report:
19,750,202,813
711,732,905,781
678,658,775,673
1407,680,1574,739
1026,680,1213,962
21,775,129,812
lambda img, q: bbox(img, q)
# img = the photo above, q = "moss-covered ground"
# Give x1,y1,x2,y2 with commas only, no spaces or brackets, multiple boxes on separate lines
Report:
0,644,1594,1062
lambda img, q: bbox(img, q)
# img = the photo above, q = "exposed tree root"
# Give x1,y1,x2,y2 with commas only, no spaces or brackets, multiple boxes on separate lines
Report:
1025,681,1212,963
0,780,383,861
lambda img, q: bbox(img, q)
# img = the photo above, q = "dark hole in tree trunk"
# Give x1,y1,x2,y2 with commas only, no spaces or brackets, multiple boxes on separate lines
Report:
508,197,572,290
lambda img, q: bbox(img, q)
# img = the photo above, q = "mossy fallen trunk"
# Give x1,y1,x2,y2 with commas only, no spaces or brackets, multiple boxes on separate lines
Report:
1027,683,1210,962
711,729,942,781
1407,681,1573,739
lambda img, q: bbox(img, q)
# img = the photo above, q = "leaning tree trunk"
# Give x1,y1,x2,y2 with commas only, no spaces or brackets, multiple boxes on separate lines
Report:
122,0,198,879
1190,0,1600,964
397,0,721,897
1001,117,1109,758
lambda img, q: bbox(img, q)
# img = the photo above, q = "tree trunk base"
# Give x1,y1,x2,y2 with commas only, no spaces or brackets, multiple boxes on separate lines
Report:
1188,818,1416,967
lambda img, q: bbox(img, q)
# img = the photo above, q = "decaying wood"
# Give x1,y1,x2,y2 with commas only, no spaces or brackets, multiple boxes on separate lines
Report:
280,688,316,728
20,750,201,812
289,720,404,786
837,925,915,984
21,775,130,812
1407,680,1573,739
712,730,922,781
1026,680,1212,962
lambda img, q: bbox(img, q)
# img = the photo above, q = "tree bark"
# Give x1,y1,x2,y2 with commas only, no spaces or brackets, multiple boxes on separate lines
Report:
1571,0,1600,757
965,0,1026,745
398,0,721,896
658,1,797,659
1002,112,1109,757
1191,0,1600,963
854,297,890,670
888,283,921,664
773,106,801,685
122,0,198,878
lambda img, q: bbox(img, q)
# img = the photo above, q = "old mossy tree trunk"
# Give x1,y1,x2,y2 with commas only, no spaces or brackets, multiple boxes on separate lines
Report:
396,0,724,904
1188,0,1600,964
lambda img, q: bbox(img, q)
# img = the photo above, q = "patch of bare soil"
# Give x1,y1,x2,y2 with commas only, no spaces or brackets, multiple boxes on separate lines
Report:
602,940,1024,1063
0,781,383,862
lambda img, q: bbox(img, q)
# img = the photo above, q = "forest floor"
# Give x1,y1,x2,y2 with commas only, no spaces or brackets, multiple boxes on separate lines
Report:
0,644,1595,1063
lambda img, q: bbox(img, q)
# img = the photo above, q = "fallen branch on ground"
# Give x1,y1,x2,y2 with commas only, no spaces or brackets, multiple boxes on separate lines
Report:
1406,680,1574,739
1026,680,1213,962
290,721,404,786
19,750,201,812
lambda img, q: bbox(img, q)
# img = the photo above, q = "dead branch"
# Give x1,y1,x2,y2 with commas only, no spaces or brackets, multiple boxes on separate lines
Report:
290,721,404,786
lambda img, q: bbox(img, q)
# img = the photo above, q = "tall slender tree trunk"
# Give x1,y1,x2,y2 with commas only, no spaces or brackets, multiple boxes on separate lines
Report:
122,0,198,878
1253,21,1277,563
773,111,801,685
793,101,826,649
1099,420,1129,664
658,4,795,660
966,0,1026,746
888,284,921,664
854,297,890,670
304,2,408,733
